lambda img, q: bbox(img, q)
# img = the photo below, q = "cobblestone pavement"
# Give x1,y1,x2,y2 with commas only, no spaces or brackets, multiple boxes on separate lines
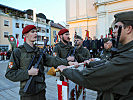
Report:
0,60,97,100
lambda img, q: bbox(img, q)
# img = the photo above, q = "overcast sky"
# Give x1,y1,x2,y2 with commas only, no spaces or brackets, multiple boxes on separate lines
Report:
0,0,66,26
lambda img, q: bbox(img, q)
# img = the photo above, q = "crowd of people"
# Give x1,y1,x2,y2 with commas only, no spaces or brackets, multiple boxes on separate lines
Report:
83,35,114,58
0,49,12,61
5,10,133,100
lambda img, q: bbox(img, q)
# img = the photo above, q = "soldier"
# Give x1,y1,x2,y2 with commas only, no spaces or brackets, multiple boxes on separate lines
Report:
53,28,75,81
57,11,133,100
74,35,91,62
53,28,74,59
97,38,112,60
5,25,76,100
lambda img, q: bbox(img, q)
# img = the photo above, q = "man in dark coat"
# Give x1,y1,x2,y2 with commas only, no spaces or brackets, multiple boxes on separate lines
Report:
57,11,133,100
91,36,99,57
83,36,91,50
5,25,76,100
98,35,104,51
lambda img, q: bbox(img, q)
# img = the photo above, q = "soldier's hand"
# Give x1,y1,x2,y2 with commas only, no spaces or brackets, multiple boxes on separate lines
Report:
89,58,95,61
68,61,78,66
84,60,90,64
57,65,67,72
28,66,39,76
67,56,75,61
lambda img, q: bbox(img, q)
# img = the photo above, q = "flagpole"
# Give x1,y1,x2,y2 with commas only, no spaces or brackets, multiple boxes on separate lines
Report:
33,8,38,46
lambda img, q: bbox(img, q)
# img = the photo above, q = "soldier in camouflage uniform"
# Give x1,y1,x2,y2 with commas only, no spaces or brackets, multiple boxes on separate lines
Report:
97,38,112,60
53,28,74,60
74,35,91,62
58,11,133,100
53,28,75,81
5,25,76,100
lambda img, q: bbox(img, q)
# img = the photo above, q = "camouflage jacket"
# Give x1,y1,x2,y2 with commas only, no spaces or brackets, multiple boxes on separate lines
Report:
53,41,74,58
5,42,68,96
62,40,133,100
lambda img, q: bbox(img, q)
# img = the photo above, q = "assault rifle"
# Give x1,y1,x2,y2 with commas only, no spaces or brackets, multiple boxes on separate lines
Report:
111,26,122,57
23,39,47,93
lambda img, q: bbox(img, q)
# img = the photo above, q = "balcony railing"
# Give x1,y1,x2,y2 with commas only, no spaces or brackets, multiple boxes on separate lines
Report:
94,0,120,6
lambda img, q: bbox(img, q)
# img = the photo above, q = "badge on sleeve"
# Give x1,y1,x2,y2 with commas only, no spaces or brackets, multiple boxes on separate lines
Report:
8,62,13,69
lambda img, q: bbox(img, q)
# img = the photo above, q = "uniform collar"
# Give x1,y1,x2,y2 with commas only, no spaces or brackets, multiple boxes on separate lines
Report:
59,41,72,48
24,42,39,53
118,40,133,52
77,45,83,50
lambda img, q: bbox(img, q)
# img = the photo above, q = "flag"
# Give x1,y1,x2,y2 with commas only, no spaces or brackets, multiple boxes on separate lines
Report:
109,27,113,35
24,37,26,42
106,34,107,38
56,35,58,43
57,80,68,100
54,35,58,43
85,30,89,39
17,38,19,47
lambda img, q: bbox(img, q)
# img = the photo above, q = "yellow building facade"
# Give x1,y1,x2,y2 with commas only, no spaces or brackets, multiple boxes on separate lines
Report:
51,27,60,45
0,14,12,50
66,0,133,41
50,22,64,45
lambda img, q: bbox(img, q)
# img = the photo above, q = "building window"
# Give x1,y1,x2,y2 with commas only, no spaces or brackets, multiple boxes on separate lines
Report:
42,36,44,41
4,20,9,26
0,45,9,51
16,23,19,28
16,34,19,39
22,24,24,28
53,31,56,36
4,32,9,38
47,29,49,33
37,27,41,32
42,28,45,33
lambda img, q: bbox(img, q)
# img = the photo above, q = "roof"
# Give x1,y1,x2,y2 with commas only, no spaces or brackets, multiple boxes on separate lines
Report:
0,4,25,13
37,13,46,19
51,22,65,29
25,9,33,15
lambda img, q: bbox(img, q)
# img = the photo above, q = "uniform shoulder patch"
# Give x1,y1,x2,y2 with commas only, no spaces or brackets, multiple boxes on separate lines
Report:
8,62,13,69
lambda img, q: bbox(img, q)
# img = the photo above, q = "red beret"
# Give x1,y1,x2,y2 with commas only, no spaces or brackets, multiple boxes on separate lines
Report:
22,25,37,34
58,28,69,35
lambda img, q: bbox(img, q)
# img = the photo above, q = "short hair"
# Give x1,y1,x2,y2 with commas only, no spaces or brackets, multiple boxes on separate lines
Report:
121,20,133,29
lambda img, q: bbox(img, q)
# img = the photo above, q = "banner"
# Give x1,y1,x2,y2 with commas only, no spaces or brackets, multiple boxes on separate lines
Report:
85,30,89,39
57,80,68,100
57,64,86,100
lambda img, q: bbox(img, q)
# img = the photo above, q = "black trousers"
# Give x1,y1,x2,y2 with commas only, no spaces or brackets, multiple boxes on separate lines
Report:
21,90,46,100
